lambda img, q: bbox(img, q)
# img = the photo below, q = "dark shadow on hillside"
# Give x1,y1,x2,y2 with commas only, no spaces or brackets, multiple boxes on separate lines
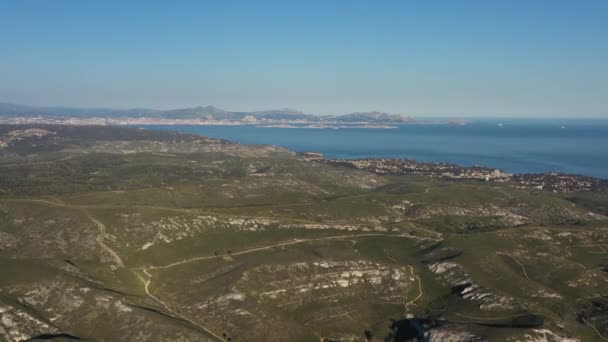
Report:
25,333,84,341
376,312,545,342
384,318,430,341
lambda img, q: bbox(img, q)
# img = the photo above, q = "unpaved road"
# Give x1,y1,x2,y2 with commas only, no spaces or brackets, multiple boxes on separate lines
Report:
6,198,126,268
8,197,434,340
84,210,125,268
138,232,424,341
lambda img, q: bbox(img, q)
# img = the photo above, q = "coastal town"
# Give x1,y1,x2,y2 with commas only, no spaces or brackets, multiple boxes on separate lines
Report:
2,126,605,194
0,103,470,129
311,155,608,193
0,114,463,129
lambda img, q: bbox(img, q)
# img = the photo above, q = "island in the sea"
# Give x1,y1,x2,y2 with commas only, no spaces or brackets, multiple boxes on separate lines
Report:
0,102,467,128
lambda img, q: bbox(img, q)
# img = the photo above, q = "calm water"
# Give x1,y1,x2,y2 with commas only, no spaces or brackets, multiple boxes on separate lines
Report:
140,119,608,178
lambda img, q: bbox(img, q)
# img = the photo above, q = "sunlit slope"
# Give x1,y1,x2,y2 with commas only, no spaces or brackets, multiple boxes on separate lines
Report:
1,125,607,341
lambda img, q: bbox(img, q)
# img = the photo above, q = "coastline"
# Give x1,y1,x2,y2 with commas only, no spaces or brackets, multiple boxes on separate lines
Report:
0,116,464,129
314,156,608,192
1,123,607,192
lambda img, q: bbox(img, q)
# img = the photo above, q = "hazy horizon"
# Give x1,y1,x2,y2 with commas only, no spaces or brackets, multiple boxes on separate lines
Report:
2,100,608,119
1,1,607,117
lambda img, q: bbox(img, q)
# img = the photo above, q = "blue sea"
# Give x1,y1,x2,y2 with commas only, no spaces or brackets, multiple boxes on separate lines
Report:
140,118,608,179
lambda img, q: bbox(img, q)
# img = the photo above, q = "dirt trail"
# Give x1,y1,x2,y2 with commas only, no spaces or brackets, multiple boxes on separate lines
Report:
405,265,423,306
138,233,423,341
84,210,125,268
407,221,443,240
498,252,529,280
5,198,125,268
140,269,225,341
582,317,608,341
142,232,419,271
8,197,435,340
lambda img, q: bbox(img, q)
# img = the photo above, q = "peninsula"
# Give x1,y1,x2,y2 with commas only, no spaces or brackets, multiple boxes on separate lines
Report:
0,103,467,128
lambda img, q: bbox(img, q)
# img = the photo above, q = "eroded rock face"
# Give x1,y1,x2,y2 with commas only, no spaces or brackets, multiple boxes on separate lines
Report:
0,276,213,342
0,300,57,341
425,325,485,342
577,300,608,342
510,329,580,342
115,213,394,252
416,205,530,226
246,260,412,302
0,232,19,250
198,260,413,310
0,128,54,150
182,260,416,341
428,261,521,311
413,203,603,229
3,278,134,338
425,326,580,342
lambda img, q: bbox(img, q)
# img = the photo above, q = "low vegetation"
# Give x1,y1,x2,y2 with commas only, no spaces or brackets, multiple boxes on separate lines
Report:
1,125,607,341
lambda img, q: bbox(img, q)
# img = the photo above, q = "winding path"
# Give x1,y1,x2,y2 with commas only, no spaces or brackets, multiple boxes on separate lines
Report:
141,232,422,271
405,265,423,306
84,210,125,268
497,251,529,280
140,269,225,341
6,198,126,268
582,318,608,341
138,232,423,341
20,196,603,339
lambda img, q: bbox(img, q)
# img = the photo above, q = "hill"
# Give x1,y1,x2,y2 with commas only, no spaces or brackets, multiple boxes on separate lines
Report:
0,124,606,341
0,102,420,124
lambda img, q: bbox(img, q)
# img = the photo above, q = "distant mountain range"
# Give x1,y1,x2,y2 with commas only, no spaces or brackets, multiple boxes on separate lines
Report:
0,102,423,123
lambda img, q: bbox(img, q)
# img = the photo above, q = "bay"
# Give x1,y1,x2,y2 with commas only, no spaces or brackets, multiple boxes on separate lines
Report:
139,118,608,179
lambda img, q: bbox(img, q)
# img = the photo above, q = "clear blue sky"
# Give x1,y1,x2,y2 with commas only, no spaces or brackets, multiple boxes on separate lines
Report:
1,0,606,117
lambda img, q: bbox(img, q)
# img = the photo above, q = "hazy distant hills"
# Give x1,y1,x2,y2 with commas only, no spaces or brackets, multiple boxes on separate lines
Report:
0,102,155,118
0,102,418,123
335,111,416,123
